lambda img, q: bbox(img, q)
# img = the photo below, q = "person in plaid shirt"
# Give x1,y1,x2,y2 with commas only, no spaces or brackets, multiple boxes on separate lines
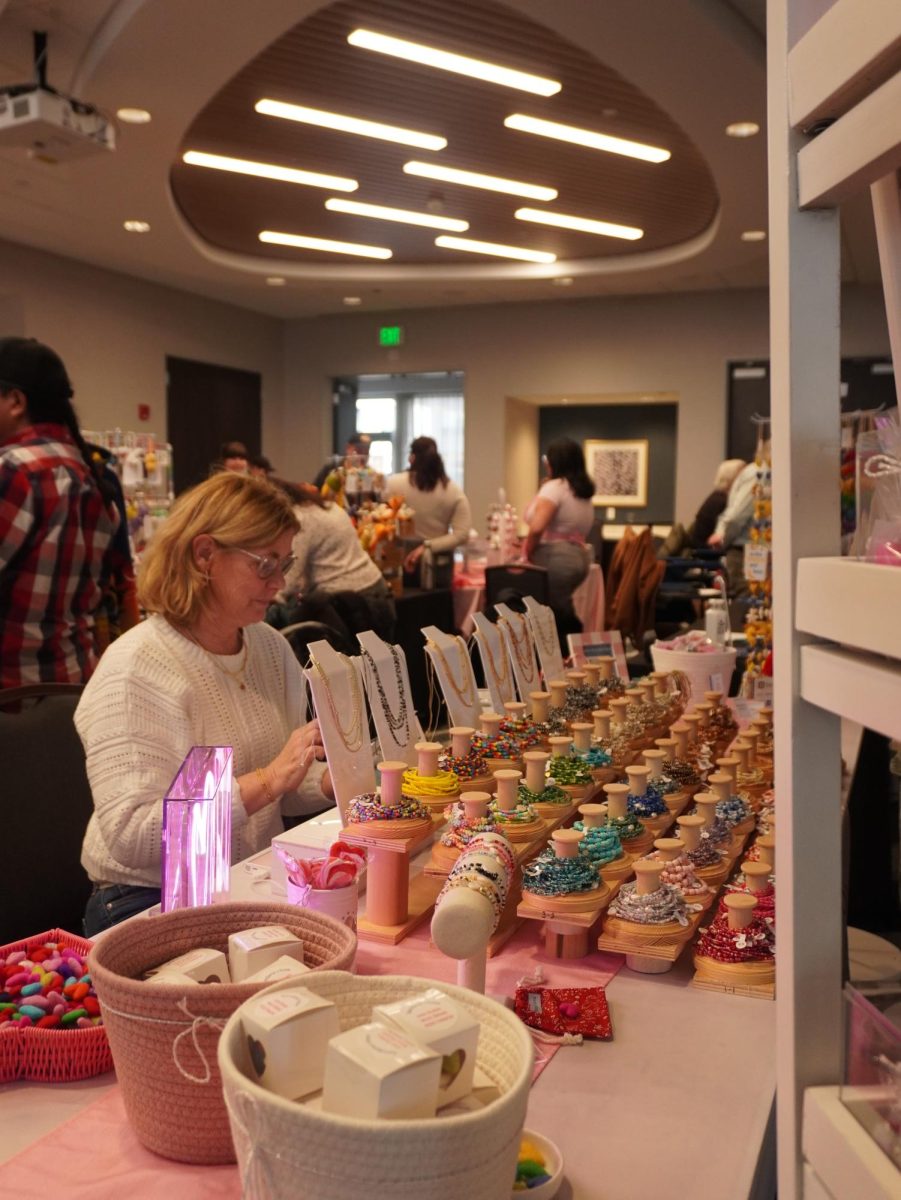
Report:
0,337,120,688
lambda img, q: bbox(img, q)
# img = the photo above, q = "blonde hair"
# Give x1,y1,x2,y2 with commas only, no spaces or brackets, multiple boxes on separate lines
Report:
138,473,299,624
714,458,746,492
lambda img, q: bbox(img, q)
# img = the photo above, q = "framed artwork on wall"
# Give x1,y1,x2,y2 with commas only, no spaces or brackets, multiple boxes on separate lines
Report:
584,438,649,507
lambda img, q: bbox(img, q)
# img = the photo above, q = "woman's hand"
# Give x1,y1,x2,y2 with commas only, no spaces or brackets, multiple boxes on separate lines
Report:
403,544,425,572
269,720,323,795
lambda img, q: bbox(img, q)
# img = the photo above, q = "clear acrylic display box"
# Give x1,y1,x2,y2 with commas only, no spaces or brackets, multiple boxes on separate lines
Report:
161,745,233,912
842,982,901,1168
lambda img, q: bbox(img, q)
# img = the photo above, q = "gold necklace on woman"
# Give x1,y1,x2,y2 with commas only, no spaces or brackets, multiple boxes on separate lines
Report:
427,636,477,708
500,614,537,683
179,624,248,690
312,653,364,752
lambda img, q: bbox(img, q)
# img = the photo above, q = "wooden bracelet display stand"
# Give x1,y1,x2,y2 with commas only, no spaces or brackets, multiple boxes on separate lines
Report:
342,761,440,945
641,748,684,815
731,740,769,804
489,769,544,842
523,596,566,685
692,893,775,999
521,750,576,819
478,709,523,775
604,782,655,856
625,765,677,837
430,835,514,990
652,837,717,912
577,803,634,883
357,630,424,768
548,678,569,712
518,829,614,959
403,741,461,817
676,814,731,888
547,735,593,801
597,858,708,972
529,689,551,724
654,736,701,805
422,626,482,731
305,638,377,824
707,772,757,837
592,708,634,776
472,611,517,714
429,792,494,870
693,791,747,861
570,722,593,753
445,726,495,793
495,604,541,701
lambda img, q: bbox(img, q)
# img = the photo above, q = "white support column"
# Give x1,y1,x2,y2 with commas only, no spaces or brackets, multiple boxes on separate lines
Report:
768,3,845,1197
870,171,901,402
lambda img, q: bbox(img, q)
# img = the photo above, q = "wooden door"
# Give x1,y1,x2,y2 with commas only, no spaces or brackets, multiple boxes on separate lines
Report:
166,356,261,494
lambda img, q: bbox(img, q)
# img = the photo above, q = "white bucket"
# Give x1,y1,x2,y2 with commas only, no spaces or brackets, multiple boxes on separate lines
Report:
286,879,358,933
650,644,737,702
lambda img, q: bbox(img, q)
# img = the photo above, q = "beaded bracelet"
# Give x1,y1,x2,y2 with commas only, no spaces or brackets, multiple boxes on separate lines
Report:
402,767,460,797
547,756,593,786
489,798,538,824
716,795,751,827
696,912,774,962
608,880,692,926
346,791,431,822
662,758,701,787
518,782,569,807
626,790,668,818
686,840,724,868
579,747,612,768
466,834,517,877
437,876,503,917
606,812,645,841
522,850,600,897
572,823,624,865
439,750,488,780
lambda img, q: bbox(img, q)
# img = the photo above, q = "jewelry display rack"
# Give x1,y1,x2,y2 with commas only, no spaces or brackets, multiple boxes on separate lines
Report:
340,760,441,945
495,604,542,700
421,625,483,730
472,612,517,713
693,893,776,1000
523,596,566,684
357,631,423,767
305,639,378,823
517,829,618,960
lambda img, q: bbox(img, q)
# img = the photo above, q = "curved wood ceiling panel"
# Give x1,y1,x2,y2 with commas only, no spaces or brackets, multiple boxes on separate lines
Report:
171,0,719,266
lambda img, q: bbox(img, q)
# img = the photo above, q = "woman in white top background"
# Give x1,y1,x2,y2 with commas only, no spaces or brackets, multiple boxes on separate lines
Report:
523,437,596,649
385,436,472,575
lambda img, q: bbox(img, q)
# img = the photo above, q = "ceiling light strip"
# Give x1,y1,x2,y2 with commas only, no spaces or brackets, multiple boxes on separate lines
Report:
183,151,358,192
255,98,446,151
434,235,555,263
515,206,643,241
348,28,561,97
325,198,469,231
259,230,392,259
404,160,556,201
504,114,670,163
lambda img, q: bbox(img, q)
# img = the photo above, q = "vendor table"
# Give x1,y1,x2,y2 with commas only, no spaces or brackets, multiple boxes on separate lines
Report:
454,562,605,640
0,835,776,1200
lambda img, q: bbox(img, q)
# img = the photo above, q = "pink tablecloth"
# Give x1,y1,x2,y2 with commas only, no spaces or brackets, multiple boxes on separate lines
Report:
3,922,622,1198
454,562,604,639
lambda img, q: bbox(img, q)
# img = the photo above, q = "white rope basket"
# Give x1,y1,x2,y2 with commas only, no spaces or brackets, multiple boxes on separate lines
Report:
650,644,736,703
218,971,534,1200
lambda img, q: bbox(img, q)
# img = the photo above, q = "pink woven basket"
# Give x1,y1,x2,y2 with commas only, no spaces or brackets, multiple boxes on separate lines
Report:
88,901,357,1165
0,928,114,1084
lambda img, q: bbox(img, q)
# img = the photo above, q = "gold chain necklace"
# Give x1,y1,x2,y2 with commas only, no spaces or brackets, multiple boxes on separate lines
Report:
531,606,559,658
500,614,537,683
178,623,248,690
427,637,477,707
479,628,511,696
312,653,364,752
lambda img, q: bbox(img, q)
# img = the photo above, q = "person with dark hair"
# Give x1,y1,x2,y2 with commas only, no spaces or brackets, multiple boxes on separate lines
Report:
249,452,275,478
218,441,249,474
312,432,371,490
385,436,472,573
0,337,120,687
523,437,596,647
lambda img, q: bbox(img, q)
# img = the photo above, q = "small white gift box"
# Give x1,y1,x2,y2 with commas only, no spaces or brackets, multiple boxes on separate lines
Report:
146,947,230,984
240,986,339,1100
372,988,480,1107
322,1021,442,1120
243,954,313,985
228,925,305,982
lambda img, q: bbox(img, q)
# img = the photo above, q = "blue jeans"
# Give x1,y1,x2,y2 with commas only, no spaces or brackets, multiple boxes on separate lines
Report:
84,884,161,936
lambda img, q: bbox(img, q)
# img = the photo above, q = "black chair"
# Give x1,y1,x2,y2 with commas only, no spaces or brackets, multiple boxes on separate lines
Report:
484,563,549,616
0,683,93,942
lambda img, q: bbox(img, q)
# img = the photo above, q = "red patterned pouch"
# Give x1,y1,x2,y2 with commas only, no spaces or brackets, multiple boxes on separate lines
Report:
514,985,613,1040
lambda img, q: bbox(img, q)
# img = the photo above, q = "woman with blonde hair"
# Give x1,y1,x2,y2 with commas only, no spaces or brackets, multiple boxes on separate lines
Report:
77,472,331,933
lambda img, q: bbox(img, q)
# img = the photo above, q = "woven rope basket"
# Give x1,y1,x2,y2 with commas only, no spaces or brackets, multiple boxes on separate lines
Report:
219,971,534,1200
88,901,356,1164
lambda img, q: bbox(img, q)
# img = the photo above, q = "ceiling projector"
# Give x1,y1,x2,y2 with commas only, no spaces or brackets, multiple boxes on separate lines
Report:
0,31,114,163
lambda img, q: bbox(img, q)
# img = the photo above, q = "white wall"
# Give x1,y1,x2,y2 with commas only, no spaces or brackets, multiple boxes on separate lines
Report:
0,238,286,456
282,285,890,529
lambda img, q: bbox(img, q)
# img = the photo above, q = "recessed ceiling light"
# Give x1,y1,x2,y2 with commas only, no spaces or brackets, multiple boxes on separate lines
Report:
505,114,670,163
552,276,574,287
516,206,643,241
434,235,555,263
182,150,358,192
347,28,561,97
259,230,392,259
404,161,556,201
726,121,760,138
116,107,151,124
255,98,446,151
741,229,767,242
123,219,150,233
266,276,286,286
343,296,363,306
325,198,469,232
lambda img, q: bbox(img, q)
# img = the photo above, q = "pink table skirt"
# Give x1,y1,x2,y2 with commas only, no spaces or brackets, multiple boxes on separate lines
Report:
454,562,604,639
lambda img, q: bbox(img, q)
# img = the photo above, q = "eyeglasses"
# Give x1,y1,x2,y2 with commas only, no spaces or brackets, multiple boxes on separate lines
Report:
231,547,296,580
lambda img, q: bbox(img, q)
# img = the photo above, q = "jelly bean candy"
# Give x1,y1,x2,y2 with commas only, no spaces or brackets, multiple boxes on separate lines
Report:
61,1008,88,1026
20,982,43,997
37,1014,62,1028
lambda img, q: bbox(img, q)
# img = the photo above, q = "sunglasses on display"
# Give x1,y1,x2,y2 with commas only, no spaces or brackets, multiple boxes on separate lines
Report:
229,546,296,580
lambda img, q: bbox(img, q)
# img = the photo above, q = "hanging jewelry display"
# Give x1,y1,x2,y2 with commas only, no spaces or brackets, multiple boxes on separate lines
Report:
426,635,478,709
361,644,410,749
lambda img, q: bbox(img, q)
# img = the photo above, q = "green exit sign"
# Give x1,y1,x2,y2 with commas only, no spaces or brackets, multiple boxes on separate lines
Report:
378,324,404,347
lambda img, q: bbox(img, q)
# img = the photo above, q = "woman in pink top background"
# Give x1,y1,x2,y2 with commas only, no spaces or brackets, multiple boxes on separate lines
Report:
523,437,596,650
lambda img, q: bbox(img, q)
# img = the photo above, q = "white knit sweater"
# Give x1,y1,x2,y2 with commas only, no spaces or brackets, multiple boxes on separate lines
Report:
76,614,327,888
